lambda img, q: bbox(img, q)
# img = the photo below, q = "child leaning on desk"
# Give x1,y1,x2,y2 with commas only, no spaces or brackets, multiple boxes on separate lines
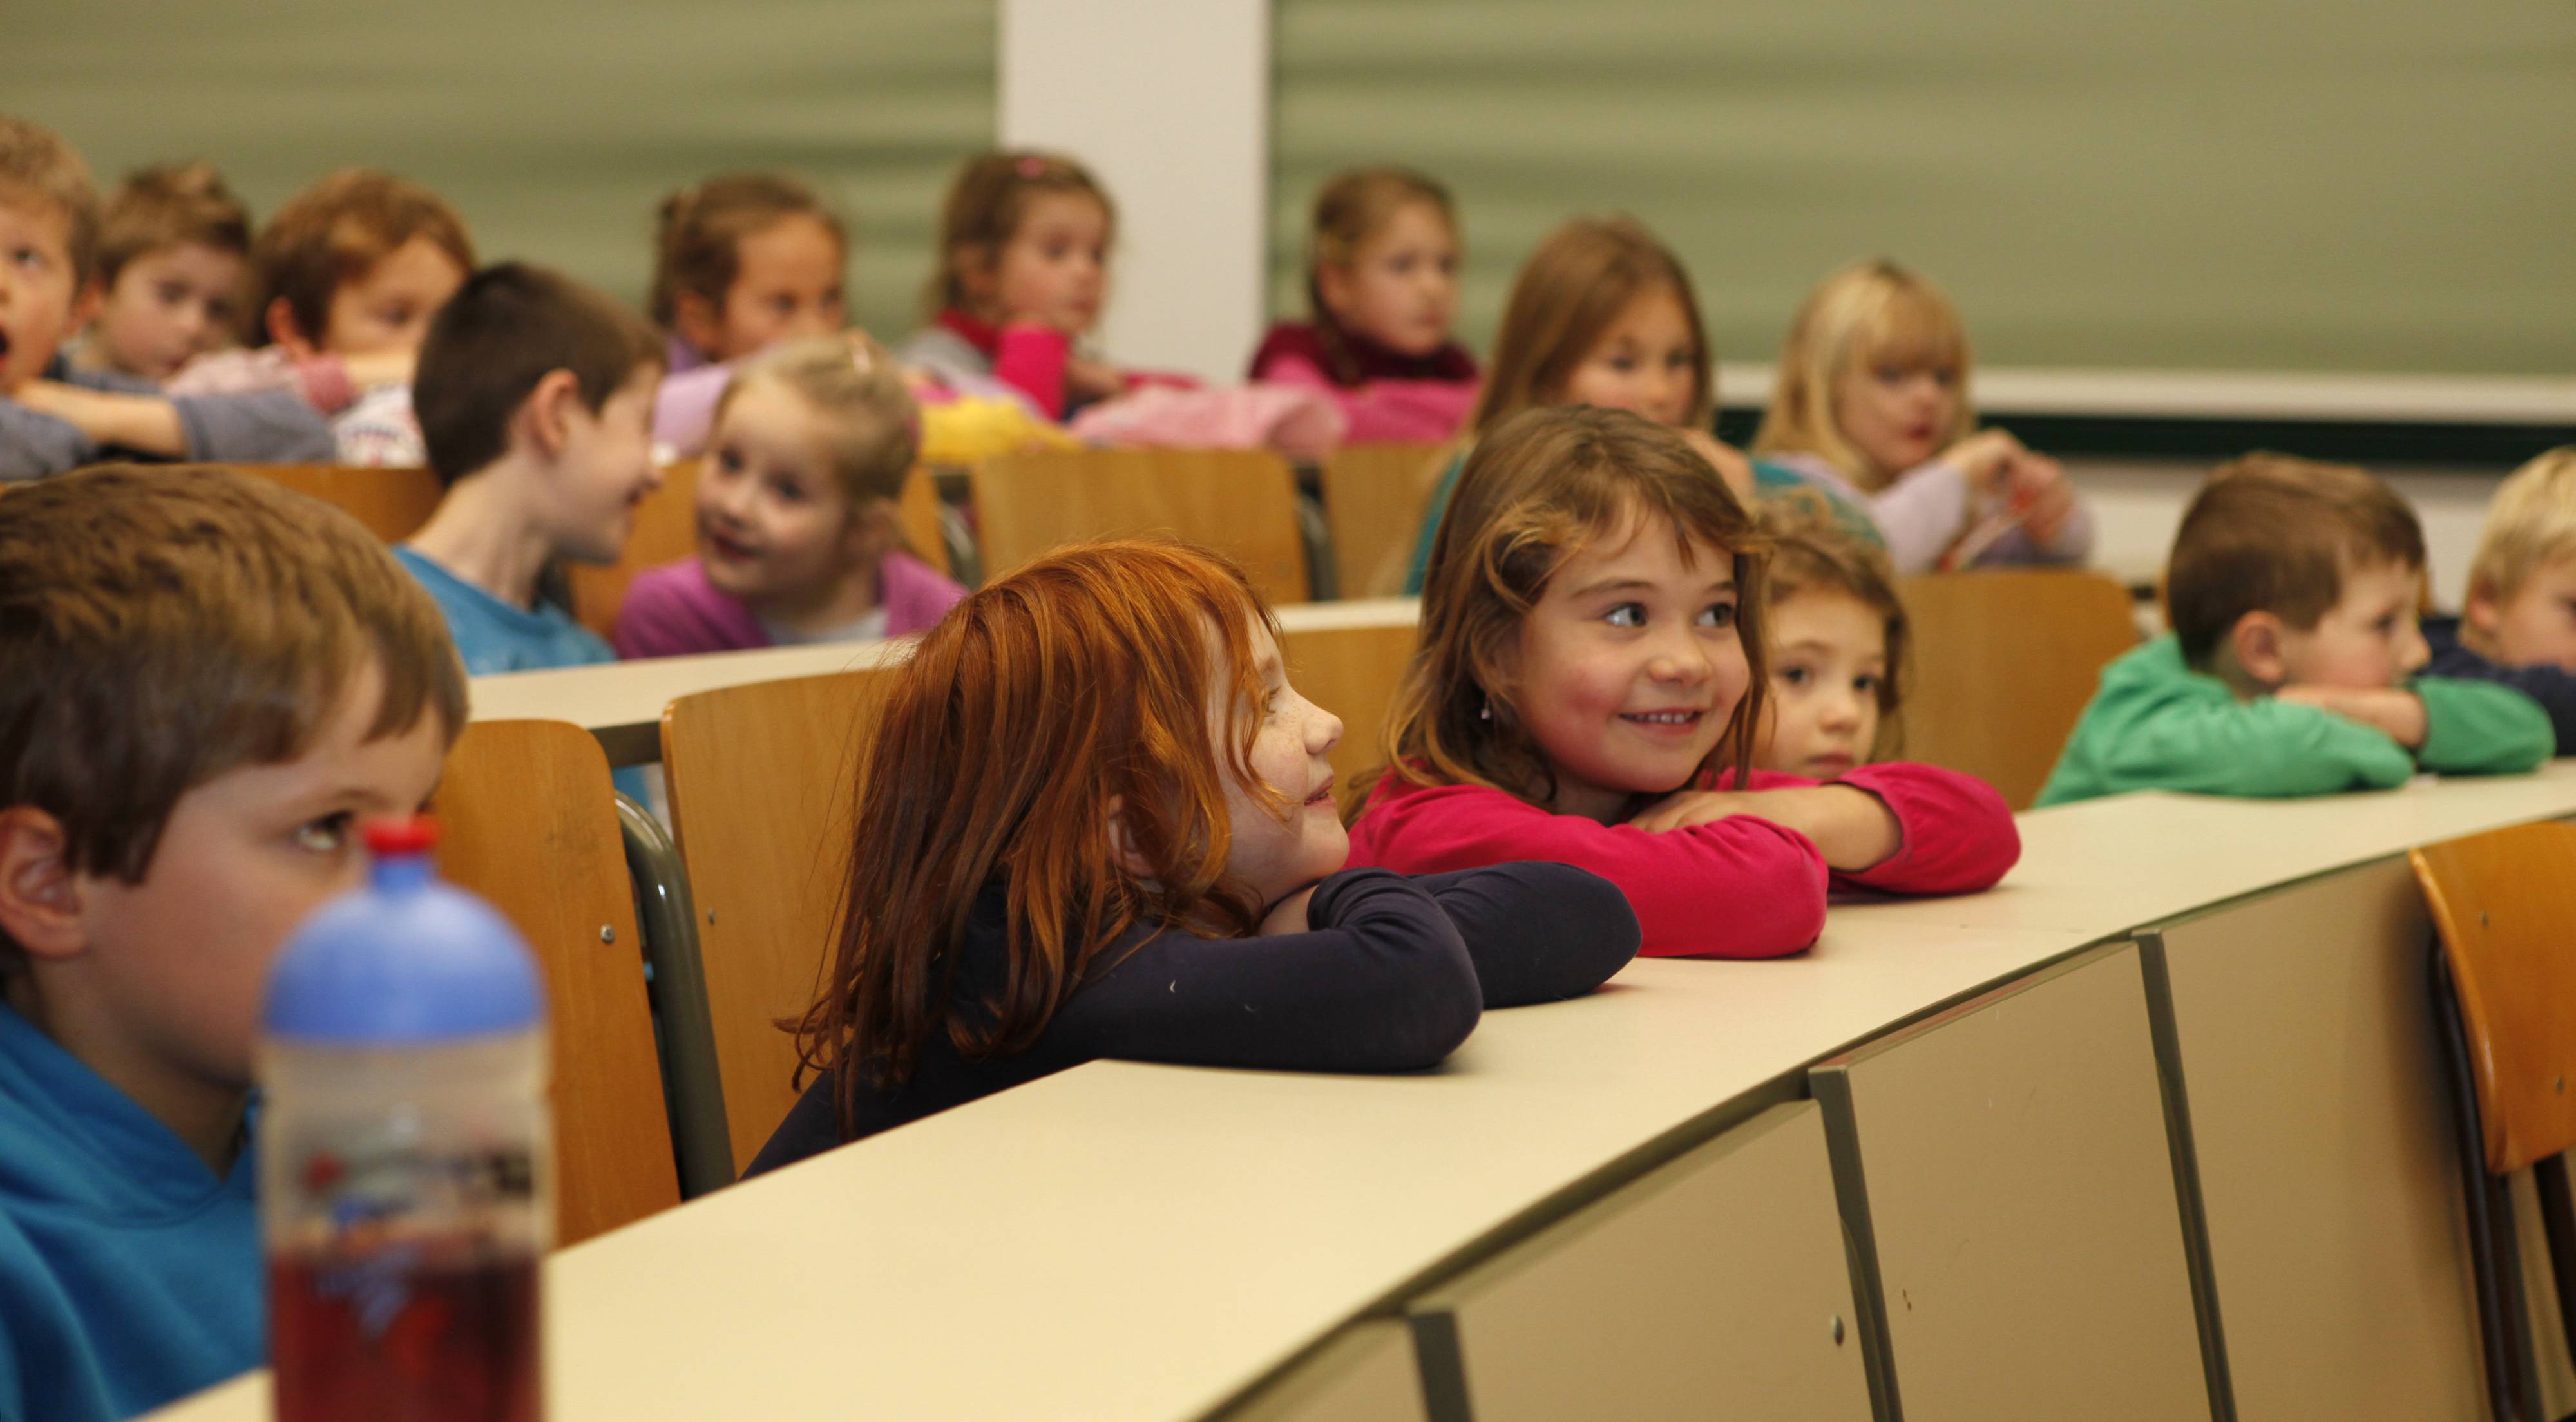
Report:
2427,446,2576,754
2037,453,2553,806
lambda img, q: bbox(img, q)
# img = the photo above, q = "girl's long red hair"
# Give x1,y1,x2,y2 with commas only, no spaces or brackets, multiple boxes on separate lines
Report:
788,538,1279,1135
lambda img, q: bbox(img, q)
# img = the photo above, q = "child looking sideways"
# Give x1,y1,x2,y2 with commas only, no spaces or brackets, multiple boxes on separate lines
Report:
651,173,848,374
1402,216,1876,594
1753,259,2090,574
75,163,251,383
0,465,462,1422
901,150,1155,421
1350,407,2018,961
613,335,964,659
1753,497,1913,781
749,539,1637,1165
2038,455,2551,806
0,117,333,480
2427,447,2576,752
1246,166,1480,442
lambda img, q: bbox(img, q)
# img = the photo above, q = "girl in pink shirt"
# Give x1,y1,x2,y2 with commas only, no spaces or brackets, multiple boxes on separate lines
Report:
1246,167,1480,444
613,334,963,659
1345,406,2018,959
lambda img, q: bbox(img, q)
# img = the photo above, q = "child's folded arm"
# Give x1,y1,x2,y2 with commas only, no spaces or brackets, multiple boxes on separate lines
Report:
2414,676,2556,775
1064,867,1482,1074
2430,659,2576,755
0,396,100,480
6,381,186,457
2095,694,2418,797
167,387,336,463
1822,762,2021,894
1402,863,1641,1007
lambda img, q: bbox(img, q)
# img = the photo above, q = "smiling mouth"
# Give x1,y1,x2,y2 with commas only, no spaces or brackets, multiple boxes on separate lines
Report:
1304,777,1337,807
1620,710,1705,727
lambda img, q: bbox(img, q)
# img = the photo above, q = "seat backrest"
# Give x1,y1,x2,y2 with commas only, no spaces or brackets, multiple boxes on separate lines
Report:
971,446,1310,605
898,464,955,580
569,459,701,641
434,719,681,1245
1895,569,2139,809
660,667,904,1170
1281,618,1421,790
239,464,444,542
1320,443,1449,599
2409,821,2576,1175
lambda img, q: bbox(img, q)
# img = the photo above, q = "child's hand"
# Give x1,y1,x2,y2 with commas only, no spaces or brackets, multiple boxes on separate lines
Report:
1063,354,1125,403
1257,885,1321,937
2276,685,2428,748
1634,784,1902,871
2003,453,2075,544
1679,428,1757,503
1940,428,2029,494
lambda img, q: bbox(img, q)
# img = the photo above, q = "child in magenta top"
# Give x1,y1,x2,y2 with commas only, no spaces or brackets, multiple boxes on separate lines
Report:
1246,166,1480,444
613,334,962,658
1346,405,2019,959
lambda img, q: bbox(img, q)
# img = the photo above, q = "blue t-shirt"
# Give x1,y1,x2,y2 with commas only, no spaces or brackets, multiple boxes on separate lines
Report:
0,1005,260,1421
393,545,617,677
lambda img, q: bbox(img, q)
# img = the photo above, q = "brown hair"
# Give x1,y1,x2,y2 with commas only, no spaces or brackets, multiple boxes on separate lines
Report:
0,115,99,286
1758,493,1908,757
0,465,466,961
712,334,919,508
789,539,1280,1131
1304,166,1459,386
649,172,847,330
254,168,475,348
2166,453,2427,668
1752,259,1975,491
414,262,662,486
1382,405,1768,811
1471,217,1712,437
97,163,251,286
923,150,1114,320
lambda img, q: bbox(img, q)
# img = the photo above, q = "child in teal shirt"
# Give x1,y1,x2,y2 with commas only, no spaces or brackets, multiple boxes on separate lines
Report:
2040,454,2551,806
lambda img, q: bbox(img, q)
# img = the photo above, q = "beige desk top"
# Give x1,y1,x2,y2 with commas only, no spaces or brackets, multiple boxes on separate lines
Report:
1715,362,2576,425
151,763,2576,1421
467,599,1422,767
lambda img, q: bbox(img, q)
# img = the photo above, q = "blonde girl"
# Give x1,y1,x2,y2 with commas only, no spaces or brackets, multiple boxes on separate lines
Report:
1753,259,2090,574
613,335,964,658
1400,216,1875,594
746,538,1636,1162
1349,406,2018,960
1247,166,1479,442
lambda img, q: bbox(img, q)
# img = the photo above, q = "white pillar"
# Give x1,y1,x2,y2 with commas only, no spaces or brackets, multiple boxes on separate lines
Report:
997,0,1270,383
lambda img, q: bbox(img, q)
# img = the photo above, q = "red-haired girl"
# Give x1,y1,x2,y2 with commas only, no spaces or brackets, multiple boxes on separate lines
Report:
748,538,1637,1166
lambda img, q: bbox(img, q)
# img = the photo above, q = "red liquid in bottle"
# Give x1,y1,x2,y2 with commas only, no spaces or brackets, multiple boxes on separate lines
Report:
269,1240,540,1422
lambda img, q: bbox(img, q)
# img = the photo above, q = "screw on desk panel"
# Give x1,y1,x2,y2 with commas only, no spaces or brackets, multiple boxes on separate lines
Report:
599,926,615,944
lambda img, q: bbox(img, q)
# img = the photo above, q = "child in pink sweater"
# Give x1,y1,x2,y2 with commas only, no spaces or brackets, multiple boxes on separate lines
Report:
1346,406,2018,960
1246,166,1480,444
614,335,962,658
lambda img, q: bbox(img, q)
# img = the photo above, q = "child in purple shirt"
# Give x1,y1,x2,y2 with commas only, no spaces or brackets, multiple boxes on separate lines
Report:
614,334,963,658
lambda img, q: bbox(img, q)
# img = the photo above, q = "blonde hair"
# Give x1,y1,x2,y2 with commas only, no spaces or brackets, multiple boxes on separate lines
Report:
2466,447,2576,606
1304,166,1459,384
1381,406,1768,810
650,173,846,329
1759,494,1907,757
1752,260,1974,490
1471,217,1710,436
924,151,1114,320
714,334,920,509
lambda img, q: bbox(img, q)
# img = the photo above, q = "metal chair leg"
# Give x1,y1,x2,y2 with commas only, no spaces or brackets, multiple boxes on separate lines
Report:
617,793,736,1196
2435,945,2537,1421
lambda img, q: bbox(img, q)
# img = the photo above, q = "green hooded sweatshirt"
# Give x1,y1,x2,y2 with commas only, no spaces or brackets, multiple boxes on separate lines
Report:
2036,635,2554,807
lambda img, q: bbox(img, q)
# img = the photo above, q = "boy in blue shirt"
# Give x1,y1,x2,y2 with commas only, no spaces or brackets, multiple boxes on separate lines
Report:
396,262,663,674
0,465,463,1421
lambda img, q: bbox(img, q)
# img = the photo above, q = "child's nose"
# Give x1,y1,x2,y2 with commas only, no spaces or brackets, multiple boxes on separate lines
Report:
1309,705,1345,755
1648,631,1712,683
2400,622,2432,675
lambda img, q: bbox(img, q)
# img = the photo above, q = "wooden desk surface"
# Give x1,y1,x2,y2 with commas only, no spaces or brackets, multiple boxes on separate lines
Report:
151,764,2576,1421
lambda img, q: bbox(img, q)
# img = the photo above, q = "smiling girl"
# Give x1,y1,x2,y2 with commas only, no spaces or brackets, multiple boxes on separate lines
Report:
747,539,1636,1163
611,336,964,659
1349,407,2018,960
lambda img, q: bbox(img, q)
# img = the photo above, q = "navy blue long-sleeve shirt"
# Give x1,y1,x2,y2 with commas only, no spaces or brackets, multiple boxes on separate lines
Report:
2424,616,2576,755
745,862,1640,1172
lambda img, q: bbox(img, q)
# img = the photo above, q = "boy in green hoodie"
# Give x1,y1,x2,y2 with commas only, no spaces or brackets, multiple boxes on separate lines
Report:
2038,453,2552,806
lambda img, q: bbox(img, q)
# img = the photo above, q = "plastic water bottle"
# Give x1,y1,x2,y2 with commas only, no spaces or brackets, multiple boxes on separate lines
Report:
260,817,549,1422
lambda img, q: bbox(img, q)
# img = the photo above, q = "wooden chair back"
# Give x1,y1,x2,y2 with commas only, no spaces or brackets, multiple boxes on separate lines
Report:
239,464,444,542
660,668,905,1170
1319,443,1449,599
1281,619,1421,790
971,446,1310,605
434,719,680,1246
1895,569,2138,809
2410,822,2576,1174
897,464,954,580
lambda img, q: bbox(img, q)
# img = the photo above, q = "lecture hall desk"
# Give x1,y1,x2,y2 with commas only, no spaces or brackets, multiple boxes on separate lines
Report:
153,748,2576,1420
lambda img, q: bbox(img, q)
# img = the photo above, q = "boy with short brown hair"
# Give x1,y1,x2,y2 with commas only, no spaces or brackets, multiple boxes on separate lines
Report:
0,116,333,480
0,464,464,1422
75,162,253,382
2039,453,2552,804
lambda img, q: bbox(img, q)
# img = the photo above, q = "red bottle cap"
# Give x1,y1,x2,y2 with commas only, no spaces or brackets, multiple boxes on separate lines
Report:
361,816,441,857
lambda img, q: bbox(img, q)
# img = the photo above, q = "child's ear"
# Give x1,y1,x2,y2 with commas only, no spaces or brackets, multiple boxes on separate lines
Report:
1102,794,1152,877
1313,262,1357,323
956,243,1001,310
2464,580,2504,636
0,808,90,963
2229,611,2289,688
841,498,899,564
516,369,585,462
671,291,724,359
66,280,102,337
265,297,322,360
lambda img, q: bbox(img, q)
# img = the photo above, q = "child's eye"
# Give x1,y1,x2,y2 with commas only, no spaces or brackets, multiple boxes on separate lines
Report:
1699,600,1737,629
1605,355,1637,374
12,246,45,272
769,479,806,504
293,812,355,853
157,280,190,304
1854,673,1882,694
1779,665,1812,687
1604,602,1647,629
714,447,745,474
